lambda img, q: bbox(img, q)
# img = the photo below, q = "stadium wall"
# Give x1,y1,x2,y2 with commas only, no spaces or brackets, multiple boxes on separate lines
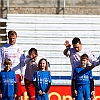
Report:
0,0,100,18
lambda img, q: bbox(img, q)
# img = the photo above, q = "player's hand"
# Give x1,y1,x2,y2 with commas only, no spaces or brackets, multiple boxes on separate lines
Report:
74,90,77,96
64,40,71,49
42,92,46,95
38,90,43,95
0,94,2,98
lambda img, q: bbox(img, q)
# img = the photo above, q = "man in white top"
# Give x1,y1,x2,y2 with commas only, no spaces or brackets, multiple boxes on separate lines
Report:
0,30,25,100
24,48,48,100
63,37,97,78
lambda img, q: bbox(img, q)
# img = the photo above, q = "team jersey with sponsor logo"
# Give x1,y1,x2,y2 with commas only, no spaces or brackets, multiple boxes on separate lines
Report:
0,44,25,74
73,67,93,85
32,71,52,100
0,69,16,97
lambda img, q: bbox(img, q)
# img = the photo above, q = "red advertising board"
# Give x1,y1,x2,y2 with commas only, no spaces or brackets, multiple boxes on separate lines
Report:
22,85,100,100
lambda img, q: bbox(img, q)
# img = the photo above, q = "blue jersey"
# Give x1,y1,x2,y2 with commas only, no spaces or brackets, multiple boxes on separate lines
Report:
32,71,52,100
0,69,16,97
73,67,93,85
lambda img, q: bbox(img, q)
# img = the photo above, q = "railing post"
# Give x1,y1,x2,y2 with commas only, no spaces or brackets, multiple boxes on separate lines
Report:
6,0,9,15
63,0,65,15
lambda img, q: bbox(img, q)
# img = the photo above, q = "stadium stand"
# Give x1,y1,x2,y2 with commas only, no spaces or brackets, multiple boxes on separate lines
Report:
2,14,100,85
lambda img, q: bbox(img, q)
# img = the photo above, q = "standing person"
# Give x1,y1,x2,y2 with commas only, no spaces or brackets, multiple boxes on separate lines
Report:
0,58,18,100
72,54,94,100
24,48,48,100
0,30,25,100
32,58,52,100
63,37,97,78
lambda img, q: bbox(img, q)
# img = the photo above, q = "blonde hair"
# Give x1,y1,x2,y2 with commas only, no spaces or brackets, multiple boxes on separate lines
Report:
4,58,12,66
38,58,48,71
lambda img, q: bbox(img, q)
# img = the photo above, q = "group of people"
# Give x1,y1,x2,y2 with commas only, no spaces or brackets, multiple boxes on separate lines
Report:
0,30,100,100
63,37,100,100
0,30,51,100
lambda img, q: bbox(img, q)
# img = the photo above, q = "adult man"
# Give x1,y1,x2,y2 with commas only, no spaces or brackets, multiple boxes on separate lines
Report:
63,37,96,78
0,30,25,100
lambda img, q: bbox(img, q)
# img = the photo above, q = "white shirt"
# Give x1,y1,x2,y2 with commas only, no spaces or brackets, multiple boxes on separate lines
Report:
24,55,46,81
0,43,25,74
68,48,96,78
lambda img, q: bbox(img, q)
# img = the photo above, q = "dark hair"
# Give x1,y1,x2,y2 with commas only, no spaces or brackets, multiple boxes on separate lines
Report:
81,54,88,60
38,58,48,71
8,30,17,37
72,37,81,44
28,48,37,55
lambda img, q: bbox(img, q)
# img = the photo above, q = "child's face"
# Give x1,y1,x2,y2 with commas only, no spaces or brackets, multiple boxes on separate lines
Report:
5,64,11,70
39,60,46,70
30,51,37,58
81,58,88,67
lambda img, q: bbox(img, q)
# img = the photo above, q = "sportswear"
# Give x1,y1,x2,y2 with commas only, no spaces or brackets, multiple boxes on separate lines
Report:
0,69,17,97
32,71,52,100
0,44,25,74
72,66,93,100
24,55,46,81
67,48,96,78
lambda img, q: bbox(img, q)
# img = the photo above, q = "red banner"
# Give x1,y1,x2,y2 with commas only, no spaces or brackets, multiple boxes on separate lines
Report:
22,85,100,100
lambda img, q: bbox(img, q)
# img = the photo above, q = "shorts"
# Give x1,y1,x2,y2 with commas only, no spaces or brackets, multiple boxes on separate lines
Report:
16,74,23,97
24,78,35,98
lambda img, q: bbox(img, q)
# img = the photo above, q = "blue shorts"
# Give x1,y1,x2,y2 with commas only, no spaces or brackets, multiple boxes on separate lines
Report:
75,84,91,100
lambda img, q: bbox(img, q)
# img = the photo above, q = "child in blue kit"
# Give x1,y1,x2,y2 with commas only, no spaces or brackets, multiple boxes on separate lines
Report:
0,58,18,100
32,58,52,100
72,54,94,100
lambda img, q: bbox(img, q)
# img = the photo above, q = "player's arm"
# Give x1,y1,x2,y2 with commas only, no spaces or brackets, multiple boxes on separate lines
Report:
20,48,25,81
89,70,95,96
32,81,40,91
90,78,94,91
90,78,95,96
43,82,51,94
72,79,77,98
24,55,31,64
87,60,100,70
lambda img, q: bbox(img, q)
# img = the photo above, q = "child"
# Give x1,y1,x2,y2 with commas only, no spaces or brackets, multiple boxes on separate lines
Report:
0,58,18,100
32,58,52,100
72,54,94,100
24,48,48,100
